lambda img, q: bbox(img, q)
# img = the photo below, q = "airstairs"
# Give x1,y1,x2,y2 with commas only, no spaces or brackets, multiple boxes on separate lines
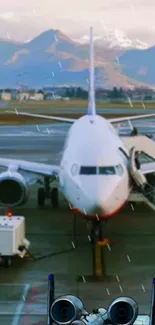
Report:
122,135,155,160
128,191,155,211
122,135,155,210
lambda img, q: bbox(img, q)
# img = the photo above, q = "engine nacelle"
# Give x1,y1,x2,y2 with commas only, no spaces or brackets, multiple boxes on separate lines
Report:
107,297,138,325
0,171,29,207
50,295,87,325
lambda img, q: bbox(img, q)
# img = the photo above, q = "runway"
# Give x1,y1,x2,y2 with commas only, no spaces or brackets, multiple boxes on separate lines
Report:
0,120,155,325
0,120,154,157
4,100,155,116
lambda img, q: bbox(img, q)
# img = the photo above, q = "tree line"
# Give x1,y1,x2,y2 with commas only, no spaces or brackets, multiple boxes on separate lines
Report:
64,87,125,99
1,87,145,99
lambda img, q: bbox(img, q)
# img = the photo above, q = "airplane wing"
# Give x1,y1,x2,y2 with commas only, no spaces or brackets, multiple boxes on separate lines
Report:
109,113,155,124
6,109,155,124
6,110,76,123
0,158,60,177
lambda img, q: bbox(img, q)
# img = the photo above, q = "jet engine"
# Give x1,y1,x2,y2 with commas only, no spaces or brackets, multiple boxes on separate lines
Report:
50,295,138,325
50,295,87,325
0,171,29,207
107,297,138,325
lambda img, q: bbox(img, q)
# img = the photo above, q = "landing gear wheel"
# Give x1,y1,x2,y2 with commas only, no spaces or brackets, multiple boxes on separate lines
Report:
90,221,100,244
37,187,45,207
50,188,59,208
3,256,11,268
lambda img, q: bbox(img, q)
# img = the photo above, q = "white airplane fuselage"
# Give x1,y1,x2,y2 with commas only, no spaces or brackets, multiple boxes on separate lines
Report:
59,115,130,219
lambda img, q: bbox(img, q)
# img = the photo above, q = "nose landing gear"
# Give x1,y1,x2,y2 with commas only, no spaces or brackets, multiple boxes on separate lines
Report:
76,217,109,282
90,219,109,246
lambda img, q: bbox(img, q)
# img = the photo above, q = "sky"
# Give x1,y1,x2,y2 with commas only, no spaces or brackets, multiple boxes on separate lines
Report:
0,0,155,45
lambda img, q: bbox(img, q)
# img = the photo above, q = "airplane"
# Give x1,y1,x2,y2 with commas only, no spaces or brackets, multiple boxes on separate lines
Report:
2,27,155,228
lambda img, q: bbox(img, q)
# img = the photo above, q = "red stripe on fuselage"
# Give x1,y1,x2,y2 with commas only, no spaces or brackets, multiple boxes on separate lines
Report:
67,200,126,220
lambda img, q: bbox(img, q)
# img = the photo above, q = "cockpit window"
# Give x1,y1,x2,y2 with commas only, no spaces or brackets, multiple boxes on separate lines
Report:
99,167,116,175
80,166,97,175
79,165,124,176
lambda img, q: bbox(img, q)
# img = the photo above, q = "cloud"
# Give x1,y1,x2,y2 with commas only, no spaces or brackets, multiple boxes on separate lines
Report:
0,0,155,45
0,12,15,20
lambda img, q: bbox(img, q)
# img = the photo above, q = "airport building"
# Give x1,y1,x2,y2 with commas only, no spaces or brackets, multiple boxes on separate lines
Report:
1,91,12,101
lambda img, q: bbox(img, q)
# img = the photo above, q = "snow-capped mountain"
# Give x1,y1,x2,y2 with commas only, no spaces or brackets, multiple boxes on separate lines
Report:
0,28,153,89
74,28,149,50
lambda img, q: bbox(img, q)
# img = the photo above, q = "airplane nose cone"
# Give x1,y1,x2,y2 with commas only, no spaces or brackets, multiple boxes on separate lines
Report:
81,176,122,216
87,178,117,201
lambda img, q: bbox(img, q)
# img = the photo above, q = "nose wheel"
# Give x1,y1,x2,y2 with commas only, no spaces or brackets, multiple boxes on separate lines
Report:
91,220,102,244
76,218,109,281
90,219,109,246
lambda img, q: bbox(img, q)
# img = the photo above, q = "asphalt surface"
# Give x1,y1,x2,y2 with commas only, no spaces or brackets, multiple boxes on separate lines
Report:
0,120,155,325
7,107,155,115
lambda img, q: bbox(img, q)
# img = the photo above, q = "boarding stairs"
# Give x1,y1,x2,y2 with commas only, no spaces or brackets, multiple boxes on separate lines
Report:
128,191,155,211
122,135,155,210
122,135,155,159
121,135,155,160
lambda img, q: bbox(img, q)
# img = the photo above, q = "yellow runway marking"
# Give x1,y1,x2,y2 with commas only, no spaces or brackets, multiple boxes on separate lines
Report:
95,243,103,277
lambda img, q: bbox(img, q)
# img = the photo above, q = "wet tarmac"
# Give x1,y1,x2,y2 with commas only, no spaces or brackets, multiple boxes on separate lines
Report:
0,119,154,324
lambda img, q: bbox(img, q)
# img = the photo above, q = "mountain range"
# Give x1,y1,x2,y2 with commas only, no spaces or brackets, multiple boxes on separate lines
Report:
0,28,155,89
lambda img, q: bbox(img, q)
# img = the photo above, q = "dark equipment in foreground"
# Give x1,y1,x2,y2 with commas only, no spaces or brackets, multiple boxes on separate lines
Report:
48,274,155,325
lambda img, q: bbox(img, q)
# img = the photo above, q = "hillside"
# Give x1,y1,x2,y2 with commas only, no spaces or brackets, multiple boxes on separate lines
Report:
0,28,154,89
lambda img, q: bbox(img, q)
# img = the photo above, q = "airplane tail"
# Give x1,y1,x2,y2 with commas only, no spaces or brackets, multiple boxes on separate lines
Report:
87,26,96,116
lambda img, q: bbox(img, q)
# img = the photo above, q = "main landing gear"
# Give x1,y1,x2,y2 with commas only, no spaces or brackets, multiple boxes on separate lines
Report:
37,176,59,208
